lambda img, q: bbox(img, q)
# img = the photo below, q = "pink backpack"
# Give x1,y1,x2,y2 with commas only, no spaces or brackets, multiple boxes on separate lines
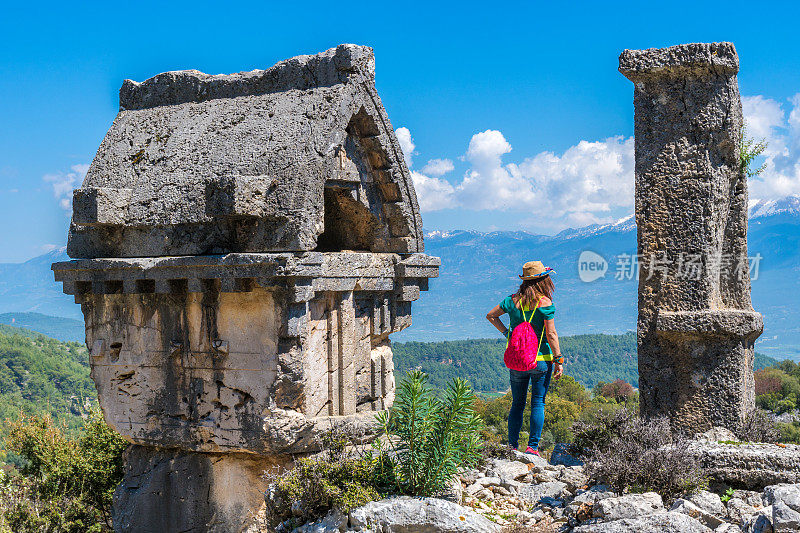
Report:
504,297,546,371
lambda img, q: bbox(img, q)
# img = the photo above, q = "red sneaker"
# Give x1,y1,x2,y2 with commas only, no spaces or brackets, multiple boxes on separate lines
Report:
524,447,540,456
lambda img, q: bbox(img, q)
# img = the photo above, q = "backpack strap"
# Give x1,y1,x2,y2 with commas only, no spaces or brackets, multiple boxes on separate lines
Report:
521,297,541,324
536,310,547,357
528,297,546,357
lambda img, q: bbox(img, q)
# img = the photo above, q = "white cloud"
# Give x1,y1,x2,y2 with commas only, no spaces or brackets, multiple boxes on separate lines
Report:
465,130,512,168
743,94,800,200
411,171,456,211
406,94,800,231
743,96,784,140
457,130,536,211
421,158,454,177
395,127,416,167
512,136,635,229
43,163,88,213
409,128,634,232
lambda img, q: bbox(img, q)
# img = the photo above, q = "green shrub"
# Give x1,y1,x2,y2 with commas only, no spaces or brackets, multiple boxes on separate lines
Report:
778,421,800,444
376,370,483,496
1,410,127,532
549,375,591,408
544,396,580,443
538,430,555,451
740,125,767,179
268,372,485,528
266,455,382,528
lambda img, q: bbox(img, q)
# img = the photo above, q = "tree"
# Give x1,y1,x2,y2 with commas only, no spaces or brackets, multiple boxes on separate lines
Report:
599,379,635,403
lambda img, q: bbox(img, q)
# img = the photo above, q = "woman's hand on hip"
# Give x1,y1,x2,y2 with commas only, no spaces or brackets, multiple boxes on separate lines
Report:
553,362,563,380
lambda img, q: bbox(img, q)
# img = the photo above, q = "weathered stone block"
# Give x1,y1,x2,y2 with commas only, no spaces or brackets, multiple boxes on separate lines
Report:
688,441,800,489
67,45,425,258
113,446,277,533
72,187,133,226
205,175,275,218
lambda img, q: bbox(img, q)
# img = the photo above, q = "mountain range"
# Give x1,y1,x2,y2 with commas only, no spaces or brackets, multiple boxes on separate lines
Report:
402,194,800,360
1,195,798,358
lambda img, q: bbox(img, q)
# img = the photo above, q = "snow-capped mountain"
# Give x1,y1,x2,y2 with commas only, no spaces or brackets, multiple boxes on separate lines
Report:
749,194,800,219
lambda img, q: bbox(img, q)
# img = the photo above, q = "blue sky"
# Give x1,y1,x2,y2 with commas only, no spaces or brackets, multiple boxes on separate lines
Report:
2,0,800,262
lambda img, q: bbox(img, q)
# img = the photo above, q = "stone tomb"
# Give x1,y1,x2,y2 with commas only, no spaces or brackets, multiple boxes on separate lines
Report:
619,42,762,433
52,44,439,531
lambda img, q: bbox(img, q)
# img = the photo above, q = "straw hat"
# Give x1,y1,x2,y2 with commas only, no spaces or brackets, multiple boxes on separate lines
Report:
519,260,555,280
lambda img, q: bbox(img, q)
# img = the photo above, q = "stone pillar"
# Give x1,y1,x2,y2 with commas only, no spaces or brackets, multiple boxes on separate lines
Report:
619,42,762,433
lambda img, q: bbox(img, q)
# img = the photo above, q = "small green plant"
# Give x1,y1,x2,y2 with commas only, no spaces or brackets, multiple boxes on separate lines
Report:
376,370,484,497
740,125,767,179
720,487,735,503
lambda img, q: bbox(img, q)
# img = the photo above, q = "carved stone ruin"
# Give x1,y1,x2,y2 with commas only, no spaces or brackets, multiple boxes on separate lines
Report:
52,44,439,532
619,42,762,433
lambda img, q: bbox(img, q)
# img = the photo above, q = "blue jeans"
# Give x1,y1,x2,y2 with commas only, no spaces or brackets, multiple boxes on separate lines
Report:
508,361,553,450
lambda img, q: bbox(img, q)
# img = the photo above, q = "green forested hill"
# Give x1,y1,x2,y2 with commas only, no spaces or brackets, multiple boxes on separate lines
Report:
0,325,782,433
0,324,95,435
393,332,780,392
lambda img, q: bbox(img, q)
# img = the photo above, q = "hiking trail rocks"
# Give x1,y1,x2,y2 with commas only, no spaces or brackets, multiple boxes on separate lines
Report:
278,449,800,533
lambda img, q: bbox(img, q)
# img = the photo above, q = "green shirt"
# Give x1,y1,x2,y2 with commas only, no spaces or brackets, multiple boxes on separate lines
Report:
500,295,556,359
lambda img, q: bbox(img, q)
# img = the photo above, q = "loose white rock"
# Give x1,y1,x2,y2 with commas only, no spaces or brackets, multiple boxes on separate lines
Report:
763,484,800,512
771,500,800,533
690,490,726,516
742,506,774,533
347,496,502,532
727,498,760,523
671,498,725,528
573,511,712,532
593,492,664,521
485,458,530,481
518,481,569,505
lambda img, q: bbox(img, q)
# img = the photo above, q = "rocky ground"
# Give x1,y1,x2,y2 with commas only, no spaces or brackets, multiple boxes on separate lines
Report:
289,443,800,532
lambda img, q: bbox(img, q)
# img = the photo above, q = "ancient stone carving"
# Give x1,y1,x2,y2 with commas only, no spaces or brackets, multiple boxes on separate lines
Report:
52,44,438,532
619,42,762,433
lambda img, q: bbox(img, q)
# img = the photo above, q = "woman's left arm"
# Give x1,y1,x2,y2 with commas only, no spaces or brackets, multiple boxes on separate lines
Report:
486,304,508,337
544,319,563,379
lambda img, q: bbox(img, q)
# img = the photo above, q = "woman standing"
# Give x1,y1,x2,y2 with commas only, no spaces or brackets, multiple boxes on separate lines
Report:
486,261,563,455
